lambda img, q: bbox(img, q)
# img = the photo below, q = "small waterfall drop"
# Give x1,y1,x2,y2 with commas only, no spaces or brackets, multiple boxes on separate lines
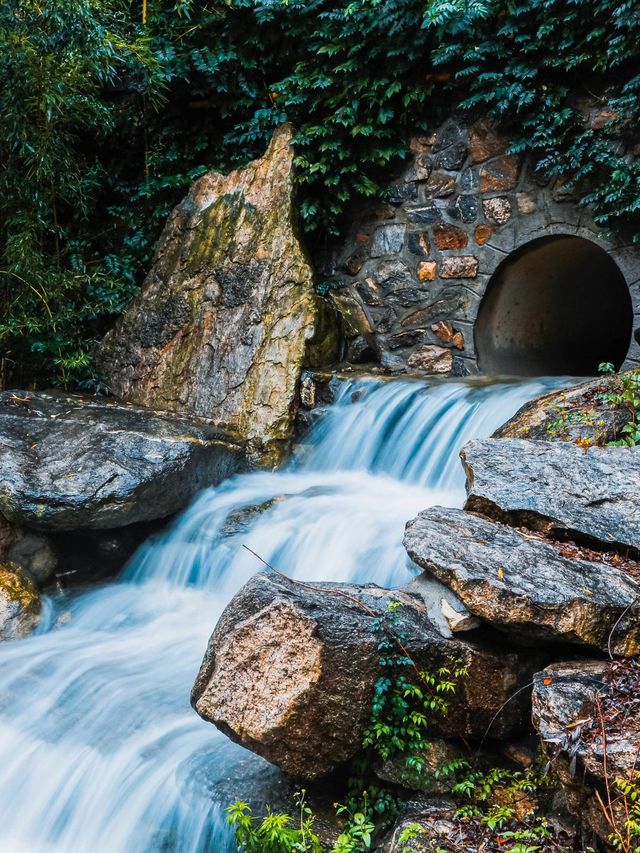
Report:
0,376,562,852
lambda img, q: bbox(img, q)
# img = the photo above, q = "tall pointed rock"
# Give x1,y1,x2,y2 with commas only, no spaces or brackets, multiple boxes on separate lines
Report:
100,125,334,465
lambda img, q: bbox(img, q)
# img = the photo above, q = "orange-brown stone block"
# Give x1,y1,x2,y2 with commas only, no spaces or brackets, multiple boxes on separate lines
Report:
469,120,507,163
433,224,468,250
475,224,494,245
417,261,437,281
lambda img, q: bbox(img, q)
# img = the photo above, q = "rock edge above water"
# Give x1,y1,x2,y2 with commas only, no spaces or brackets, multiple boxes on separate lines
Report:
191,570,535,779
0,391,245,531
404,505,640,654
462,436,640,554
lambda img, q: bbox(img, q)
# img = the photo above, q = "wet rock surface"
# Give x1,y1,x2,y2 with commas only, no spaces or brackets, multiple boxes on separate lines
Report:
100,124,335,465
0,391,244,531
462,437,640,554
0,517,57,586
0,563,41,640
192,570,534,779
404,505,640,654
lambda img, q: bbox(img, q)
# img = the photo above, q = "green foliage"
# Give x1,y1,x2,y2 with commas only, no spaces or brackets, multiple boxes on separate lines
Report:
599,364,640,446
612,774,640,853
228,794,377,853
0,0,161,387
226,792,322,853
129,0,439,237
4,0,640,386
260,0,434,234
363,603,468,783
428,0,640,240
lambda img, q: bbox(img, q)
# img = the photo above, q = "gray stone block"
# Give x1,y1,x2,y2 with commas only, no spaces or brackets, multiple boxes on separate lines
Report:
370,224,406,257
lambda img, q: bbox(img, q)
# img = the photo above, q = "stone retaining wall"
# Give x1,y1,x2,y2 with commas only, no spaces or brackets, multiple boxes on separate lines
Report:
321,116,640,375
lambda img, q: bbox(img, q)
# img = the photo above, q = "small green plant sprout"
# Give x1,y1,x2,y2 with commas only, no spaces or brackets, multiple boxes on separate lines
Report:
606,773,640,853
226,791,322,853
397,821,428,853
332,798,376,852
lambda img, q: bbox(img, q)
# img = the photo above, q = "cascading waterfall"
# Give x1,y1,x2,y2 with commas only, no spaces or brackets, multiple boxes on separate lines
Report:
0,376,564,853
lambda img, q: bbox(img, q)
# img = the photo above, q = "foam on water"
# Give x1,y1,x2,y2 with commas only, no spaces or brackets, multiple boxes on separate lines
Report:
0,376,563,852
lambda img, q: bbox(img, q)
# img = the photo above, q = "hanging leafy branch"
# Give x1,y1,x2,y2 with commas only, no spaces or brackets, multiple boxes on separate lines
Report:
428,0,640,239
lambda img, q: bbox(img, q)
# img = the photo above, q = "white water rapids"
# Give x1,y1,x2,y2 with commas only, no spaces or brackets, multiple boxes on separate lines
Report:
0,376,564,852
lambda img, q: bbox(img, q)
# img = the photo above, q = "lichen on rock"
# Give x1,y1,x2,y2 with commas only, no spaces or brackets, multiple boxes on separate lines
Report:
100,124,336,466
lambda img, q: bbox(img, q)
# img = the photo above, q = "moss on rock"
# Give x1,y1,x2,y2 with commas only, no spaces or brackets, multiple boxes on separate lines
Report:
0,562,41,641
100,125,338,466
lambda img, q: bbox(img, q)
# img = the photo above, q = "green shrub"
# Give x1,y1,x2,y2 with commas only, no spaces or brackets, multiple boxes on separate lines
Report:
0,0,161,387
3,0,639,386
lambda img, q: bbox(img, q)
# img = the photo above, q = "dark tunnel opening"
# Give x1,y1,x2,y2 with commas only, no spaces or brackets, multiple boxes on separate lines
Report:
475,235,633,376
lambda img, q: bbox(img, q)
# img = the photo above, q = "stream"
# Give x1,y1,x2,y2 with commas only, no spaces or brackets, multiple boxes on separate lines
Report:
0,376,565,852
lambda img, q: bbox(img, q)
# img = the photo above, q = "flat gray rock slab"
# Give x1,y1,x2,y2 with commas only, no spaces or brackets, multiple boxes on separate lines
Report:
461,437,640,553
0,391,245,531
404,506,640,654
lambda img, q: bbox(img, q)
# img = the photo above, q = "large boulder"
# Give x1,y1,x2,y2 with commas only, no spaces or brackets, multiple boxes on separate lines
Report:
192,571,535,779
100,124,336,465
493,373,631,445
0,563,41,640
532,659,640,849
404,506,640,654
462,437,640,554
0,391,244,531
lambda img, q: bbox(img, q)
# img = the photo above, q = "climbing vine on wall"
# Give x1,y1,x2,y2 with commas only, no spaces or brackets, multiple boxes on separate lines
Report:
429,0,640,239
2,0,639,387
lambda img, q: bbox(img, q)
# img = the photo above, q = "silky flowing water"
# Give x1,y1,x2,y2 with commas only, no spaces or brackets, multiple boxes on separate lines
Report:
0,376,564,852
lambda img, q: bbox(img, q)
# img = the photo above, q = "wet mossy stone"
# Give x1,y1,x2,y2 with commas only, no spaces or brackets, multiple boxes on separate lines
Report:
0,562,40,641
100,124,337,466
